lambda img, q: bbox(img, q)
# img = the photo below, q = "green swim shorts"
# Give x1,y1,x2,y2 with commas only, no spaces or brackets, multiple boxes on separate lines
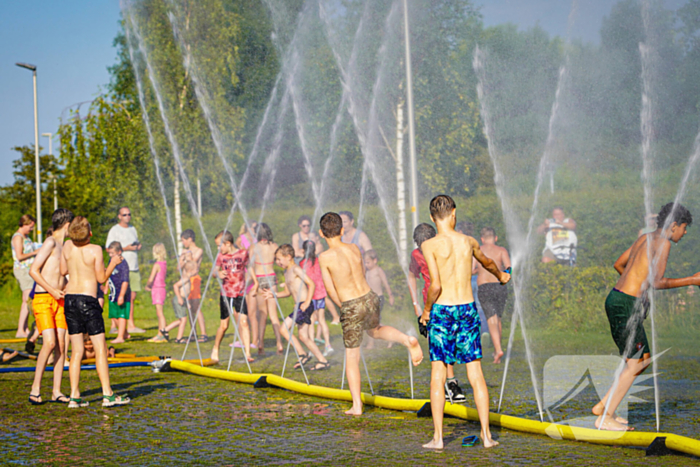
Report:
108,301,131,320
605,288,650,359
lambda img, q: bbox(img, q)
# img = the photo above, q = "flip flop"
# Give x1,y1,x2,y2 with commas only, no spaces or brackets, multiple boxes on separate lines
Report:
462,435,479,447
50,395,70,404
28,394,42,405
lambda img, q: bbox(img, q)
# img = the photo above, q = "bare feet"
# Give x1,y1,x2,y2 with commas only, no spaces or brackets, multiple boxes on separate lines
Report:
111,338,125,344
344,404,363,416
246,356,255,363
422,438,443,449
594,414,633,431
591,405,628,424
258,347,265,356
210,351,219,364
277,346,284,355
407,336,423,366
482,431,500,448
493,350,504,364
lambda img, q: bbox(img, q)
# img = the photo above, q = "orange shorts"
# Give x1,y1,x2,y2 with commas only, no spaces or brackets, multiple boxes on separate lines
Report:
33,293,67,333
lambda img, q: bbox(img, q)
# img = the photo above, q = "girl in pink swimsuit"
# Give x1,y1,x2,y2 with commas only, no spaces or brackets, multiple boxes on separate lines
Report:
146,243,168,342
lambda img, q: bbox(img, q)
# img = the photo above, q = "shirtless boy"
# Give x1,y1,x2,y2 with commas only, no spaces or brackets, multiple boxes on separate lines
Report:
420,195,509,449
28,208,74,404
473,227,511,364
179,229,206,338
264,244,329,371
592,202,699,431
61,216,130,408
318,212,423,415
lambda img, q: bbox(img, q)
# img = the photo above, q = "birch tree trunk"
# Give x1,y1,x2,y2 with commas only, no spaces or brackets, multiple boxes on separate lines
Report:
174,168,183,256
396,96,408,262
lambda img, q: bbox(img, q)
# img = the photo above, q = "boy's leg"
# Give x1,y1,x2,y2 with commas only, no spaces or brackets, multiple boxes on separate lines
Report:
465,359,499,447
318,308,332,351
487,316,504,363
345,347,363,415
593,354,650,430
267,297,283,352
297,323,327,363
326,299,340,324
52,328,67,400
423,361,447,449
366,324,422,365
189,299,205,336
112,317,128,344
176,318,187,340
211,318,229,363
30,328,58,402
89,333,113,396
279,316,304,356
68,333,85,399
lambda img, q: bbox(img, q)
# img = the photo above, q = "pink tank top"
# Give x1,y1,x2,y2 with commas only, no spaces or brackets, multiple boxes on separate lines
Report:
300,258,326,300
154,261,167,288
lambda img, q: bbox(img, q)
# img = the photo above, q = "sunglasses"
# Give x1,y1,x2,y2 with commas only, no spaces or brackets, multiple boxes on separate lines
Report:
121,213,132,217
300,224,310,228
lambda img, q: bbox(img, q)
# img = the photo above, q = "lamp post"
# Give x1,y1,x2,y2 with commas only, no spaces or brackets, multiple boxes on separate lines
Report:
16,62,42,243
402,0,418,231
42,133,57,210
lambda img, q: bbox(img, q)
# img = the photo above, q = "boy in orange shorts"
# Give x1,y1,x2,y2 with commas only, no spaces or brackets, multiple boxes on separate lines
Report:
28,208,74,404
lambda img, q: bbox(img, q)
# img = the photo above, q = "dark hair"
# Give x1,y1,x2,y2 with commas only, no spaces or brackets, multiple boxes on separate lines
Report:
181,229,195,241
338,210,354,221
552,206,564,213
365,249,378,260
52,208,74,231
118,206,130,216
455,221,474,236
481,227,496,239
657,203,693,229
276,244,295,259
108,241,123,253
68,216,91,246
19,214,36,227
429,195,456,220
257,223,273,242
413,223,436,248
220,230,235,245
320,212,343,238
297,215,311,226
302,240,317,266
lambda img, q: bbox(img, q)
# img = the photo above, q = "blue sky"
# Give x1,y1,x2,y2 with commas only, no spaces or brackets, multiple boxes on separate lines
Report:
0,0,688,186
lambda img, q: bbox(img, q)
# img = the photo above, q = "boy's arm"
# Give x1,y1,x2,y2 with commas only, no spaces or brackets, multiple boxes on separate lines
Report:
173,279,185,305
97,249,123,283
60,242,70,277
651,241,700,289
420,242,441,324
379,267,394,305
472,238,510,285
118,281,129,306
407,274,421,317
319,256,341,307
295,265,315,310
30,239,63,300
613,245,633,275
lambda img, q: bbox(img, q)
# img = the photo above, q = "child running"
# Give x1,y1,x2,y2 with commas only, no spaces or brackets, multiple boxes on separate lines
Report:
408,223,467,403
107,242,131,345
592,203,699,431
420,195,508,449
211,230,258,363
61,216,130,408
473,227,511,364
264,244,330,371
146,243,169,343
300,240,334,357
318,212,423,415
27,208,74,404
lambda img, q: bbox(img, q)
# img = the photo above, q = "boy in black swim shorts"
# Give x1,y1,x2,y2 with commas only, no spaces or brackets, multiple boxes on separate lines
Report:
264,244,329,371
592,203,700,431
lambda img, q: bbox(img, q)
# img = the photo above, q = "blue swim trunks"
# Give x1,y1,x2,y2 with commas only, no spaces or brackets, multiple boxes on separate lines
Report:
428,302,482,365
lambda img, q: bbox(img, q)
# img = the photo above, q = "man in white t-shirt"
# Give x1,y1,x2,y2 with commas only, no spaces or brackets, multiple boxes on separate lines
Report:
536,206,577,264
106,207,144,333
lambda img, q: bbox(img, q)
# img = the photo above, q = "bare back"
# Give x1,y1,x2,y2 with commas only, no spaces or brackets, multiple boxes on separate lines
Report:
250,241,278,276
476,243,510,286
31,237,65,293
422,231,476,305
319,242,370,303
62,241,104,297
615,233,667,297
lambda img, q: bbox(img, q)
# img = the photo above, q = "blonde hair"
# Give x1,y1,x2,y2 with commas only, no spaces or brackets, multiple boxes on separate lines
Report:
153,243,167,261
68,216,91,246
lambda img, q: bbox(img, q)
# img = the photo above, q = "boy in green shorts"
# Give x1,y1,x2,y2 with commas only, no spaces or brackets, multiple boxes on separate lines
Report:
107,242,131,344
593,202,699,431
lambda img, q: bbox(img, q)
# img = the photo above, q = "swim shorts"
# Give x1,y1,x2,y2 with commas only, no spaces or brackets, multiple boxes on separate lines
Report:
312,298,326,310
257,274,277,290
340,291,381,349
289,301,316,326
32,293,67,333
189,275,202,300
64,294,106,336
220,295,246,319
605,288,650,358
428,302,482,365
129,271,142,292
378,295,385,311
108,300,131,320
172,295,189,319
478,282,507,319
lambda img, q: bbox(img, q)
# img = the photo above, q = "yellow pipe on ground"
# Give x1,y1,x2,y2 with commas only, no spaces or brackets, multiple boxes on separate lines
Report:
169,360,700,457
0,338,28,344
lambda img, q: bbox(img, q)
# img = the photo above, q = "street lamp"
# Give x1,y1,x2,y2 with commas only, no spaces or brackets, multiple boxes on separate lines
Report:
42,133,57,211
16,62,42,243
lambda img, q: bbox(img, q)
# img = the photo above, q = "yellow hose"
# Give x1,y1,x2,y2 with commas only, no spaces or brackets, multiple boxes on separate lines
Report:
169,360,700,457
0,338,27,344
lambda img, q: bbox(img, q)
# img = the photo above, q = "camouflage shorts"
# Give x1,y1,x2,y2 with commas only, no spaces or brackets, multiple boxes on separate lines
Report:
340,291,381,349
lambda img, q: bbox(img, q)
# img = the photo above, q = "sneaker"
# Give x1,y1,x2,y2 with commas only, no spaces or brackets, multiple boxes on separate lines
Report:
314,338,325,346
323,347,334,357
447,381,467,403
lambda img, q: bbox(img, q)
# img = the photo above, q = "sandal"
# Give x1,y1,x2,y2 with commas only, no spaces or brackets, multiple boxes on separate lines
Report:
197,335,209,343
310,362,331,371
102,393,131,407
148,334,168,344
50,395,70,404
174,337,188,344
28,394,42,405
294,354,312,370
68,398,89,408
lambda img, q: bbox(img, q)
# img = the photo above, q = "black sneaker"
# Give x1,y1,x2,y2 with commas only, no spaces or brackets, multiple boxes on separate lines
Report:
447,381,467,403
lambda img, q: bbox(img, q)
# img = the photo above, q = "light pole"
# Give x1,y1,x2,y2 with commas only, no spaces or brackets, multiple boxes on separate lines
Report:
402,0,418,231
42,133,57,210
16,62,42,243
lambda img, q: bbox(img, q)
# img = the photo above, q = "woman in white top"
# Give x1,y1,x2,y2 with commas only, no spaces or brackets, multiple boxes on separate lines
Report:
12,214,39,337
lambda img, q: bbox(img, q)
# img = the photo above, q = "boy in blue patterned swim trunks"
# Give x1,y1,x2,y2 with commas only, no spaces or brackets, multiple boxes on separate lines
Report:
420,195,510,450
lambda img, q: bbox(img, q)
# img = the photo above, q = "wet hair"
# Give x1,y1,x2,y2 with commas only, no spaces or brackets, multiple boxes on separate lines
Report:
153,243,167,261
215,230,224,240
481,227,496,239
19,214,36,227
365,249,378,261
68,216,91,246
413,223,436,248
45,227,54,237
338,210,354,221
181,229,195,241
257,223,273,242
301,240,317,266
657,203,693,229
298,215,311,226
52,208,74,231
220,230,235,245
276,244,295,259
455,221,474,236
320,212,342,238
108,241,123,253
429,195,456,220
